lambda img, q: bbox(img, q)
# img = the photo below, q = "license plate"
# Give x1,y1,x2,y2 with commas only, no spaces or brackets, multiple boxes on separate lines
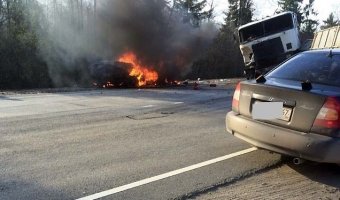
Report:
281,107,292,121
252,101,292,121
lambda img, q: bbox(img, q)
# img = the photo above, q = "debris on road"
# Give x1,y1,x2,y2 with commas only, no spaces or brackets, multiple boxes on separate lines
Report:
193,82,199,90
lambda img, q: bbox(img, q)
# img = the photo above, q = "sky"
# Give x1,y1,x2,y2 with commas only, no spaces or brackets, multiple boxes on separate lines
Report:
212,0,340,25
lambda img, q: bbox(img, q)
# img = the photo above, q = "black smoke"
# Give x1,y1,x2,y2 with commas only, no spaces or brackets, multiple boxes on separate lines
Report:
39,0,218,86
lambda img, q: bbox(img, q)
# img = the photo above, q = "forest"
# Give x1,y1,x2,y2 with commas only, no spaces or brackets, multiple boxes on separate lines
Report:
0,0,339,89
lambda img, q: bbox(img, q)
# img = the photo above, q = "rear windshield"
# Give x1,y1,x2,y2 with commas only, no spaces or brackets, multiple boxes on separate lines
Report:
239,13,294,43
267,51,340,87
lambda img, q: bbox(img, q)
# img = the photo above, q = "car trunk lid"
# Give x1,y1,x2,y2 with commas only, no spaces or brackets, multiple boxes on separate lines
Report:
239,79,328,132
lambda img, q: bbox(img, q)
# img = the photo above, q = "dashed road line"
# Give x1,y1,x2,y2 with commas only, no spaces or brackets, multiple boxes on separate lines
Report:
142,105,155,108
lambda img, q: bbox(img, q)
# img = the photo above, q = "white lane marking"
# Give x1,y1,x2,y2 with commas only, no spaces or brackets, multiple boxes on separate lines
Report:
142,105,154,108
173,102,184,105
76,147,257,200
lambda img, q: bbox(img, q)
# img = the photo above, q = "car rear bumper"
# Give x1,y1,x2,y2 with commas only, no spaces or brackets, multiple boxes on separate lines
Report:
226,111,340,163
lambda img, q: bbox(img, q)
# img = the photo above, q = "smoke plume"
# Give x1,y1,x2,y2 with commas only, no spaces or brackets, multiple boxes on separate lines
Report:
39,0,218,86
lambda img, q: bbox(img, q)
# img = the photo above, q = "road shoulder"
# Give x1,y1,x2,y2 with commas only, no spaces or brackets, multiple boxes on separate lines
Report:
193,162,340,200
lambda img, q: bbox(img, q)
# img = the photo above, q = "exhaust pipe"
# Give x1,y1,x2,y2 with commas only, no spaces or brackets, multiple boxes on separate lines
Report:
293,158,305,165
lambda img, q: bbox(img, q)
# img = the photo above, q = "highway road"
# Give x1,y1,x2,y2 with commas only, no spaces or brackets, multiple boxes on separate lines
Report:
1,87,338,200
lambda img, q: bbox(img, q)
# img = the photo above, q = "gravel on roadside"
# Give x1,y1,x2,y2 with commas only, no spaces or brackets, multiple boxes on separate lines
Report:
192,163,340,200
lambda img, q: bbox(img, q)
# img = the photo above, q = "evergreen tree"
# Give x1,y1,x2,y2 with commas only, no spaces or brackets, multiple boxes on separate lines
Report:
0,0,51,89
226,0,254,28
188,25,244,79
277,0,303,26
321,12,339,30
301,0,318,34
174,0,213,27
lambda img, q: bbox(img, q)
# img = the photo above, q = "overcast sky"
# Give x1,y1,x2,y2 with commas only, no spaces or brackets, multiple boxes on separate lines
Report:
212,0,340,25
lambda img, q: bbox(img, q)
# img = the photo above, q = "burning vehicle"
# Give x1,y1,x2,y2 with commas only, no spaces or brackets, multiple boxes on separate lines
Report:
89,60,136,88
89,52,159,88
118,52,159,87
89,51,189,88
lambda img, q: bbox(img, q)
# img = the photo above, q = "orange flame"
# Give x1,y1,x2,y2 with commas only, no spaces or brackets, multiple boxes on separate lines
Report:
118,52,158,87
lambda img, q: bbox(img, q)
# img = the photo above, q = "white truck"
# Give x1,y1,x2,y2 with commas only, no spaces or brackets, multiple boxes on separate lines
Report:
238,11,301,79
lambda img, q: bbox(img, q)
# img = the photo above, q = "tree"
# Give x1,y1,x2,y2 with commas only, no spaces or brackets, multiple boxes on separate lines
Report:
301,0,318,34
226,0,254,28
277,0,303,26
0,0,51,89
174,0,213,27
0,1,5,28
189,25,244,79
321,12,339,30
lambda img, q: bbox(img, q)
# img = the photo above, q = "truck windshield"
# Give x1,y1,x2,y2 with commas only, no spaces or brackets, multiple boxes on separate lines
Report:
239,13,294,43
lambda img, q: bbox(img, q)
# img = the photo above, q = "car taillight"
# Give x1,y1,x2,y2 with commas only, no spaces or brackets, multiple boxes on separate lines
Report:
312,97,340,136
232,82,241,113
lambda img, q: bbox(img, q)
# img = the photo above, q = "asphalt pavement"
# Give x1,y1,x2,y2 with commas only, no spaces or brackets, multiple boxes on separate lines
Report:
0,86,284,200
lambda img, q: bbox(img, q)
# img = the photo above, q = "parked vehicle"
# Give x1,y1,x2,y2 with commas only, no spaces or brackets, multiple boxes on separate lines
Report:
226,48,340,163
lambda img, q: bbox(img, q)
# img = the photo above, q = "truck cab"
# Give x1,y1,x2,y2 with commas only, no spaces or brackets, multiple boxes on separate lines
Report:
238,12,301,78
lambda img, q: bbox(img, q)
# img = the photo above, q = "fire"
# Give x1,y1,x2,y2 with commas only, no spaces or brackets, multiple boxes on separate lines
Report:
118,52,158,87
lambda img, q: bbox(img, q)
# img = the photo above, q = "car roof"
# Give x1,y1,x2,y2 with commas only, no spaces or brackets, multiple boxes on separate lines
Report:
304,48,340,54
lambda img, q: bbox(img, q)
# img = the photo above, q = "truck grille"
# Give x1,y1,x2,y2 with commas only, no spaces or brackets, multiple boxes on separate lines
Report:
252,37,285,68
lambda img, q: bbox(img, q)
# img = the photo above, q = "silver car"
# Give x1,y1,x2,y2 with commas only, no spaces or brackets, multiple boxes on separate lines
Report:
226,49,340,163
